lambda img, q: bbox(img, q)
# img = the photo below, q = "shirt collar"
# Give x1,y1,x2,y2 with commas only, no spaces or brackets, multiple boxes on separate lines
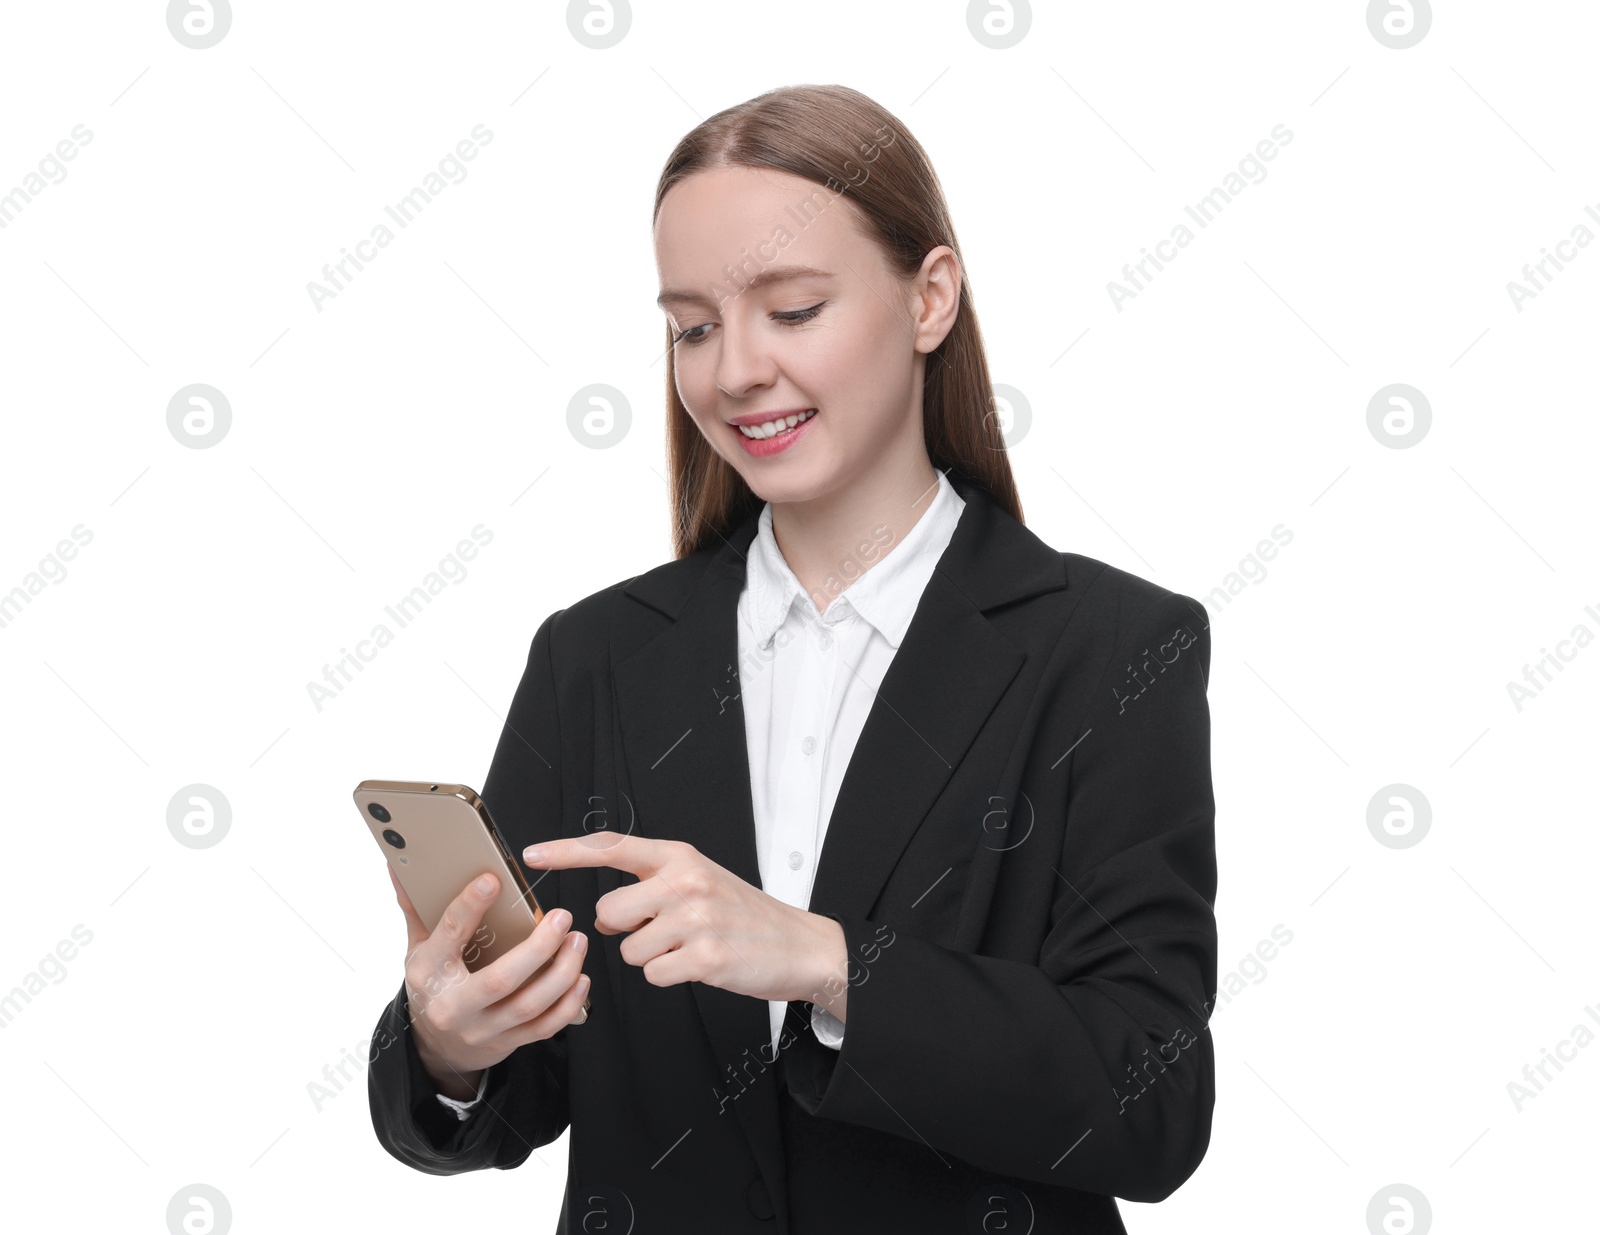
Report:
742,469,965,651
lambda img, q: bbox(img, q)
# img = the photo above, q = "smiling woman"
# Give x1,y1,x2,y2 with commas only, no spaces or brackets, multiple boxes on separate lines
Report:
366,82,1218,1235
649,86,1021,576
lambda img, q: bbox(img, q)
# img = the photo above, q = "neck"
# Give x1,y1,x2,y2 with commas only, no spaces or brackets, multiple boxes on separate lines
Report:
768,453,942,614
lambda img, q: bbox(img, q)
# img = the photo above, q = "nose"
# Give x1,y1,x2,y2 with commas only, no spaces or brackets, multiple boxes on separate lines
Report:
713,315,778,400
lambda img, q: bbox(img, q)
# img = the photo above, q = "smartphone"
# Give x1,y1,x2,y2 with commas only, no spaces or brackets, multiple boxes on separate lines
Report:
354,779,589,1012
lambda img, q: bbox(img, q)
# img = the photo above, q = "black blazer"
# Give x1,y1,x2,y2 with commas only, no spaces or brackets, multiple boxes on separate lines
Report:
368,468,1217,1235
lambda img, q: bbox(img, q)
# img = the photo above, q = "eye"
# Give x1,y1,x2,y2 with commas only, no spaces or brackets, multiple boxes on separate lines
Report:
773,301,826,325
671,301,828,347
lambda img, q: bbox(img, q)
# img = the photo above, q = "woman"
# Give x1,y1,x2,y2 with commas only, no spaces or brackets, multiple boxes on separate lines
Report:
368,83,1217,1234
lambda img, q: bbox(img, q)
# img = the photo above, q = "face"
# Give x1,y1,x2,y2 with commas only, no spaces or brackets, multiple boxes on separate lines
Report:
654,165,958,506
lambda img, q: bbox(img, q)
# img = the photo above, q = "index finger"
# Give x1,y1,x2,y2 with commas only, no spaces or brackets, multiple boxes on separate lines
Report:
522,833,674,877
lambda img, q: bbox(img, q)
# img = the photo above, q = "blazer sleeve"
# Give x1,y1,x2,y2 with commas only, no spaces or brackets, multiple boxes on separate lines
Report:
782,591,1217,1202
367,608,575,1173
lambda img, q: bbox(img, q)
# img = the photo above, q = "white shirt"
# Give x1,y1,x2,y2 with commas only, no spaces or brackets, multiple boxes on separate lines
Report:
739,470,965,1060
437,470,965,1117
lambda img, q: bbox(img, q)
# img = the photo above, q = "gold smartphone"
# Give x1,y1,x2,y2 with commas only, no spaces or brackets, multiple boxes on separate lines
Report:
354,779,590,1012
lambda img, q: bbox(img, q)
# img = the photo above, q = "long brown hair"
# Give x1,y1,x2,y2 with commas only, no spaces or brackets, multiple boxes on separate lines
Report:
654,83,1023,560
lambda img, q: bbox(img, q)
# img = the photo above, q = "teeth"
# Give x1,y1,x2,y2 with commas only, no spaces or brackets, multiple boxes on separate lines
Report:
737,408,816,439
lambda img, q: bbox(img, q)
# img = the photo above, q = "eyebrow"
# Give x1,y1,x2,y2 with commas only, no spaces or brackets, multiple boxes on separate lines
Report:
656,264,836,310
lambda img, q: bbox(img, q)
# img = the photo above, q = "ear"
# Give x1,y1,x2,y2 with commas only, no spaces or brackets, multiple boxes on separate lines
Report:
909,245,962,355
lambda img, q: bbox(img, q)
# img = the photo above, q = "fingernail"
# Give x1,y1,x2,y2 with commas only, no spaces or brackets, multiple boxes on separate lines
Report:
524,847,544,864
551,909,570,930
475,874,495,895
568,931,586,951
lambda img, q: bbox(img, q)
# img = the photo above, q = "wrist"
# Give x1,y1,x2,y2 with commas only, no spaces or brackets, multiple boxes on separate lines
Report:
417,1042,485,1101
801,914,849,1022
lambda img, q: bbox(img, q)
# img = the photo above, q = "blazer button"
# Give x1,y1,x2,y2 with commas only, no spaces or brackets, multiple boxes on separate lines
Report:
746,1177,775,1220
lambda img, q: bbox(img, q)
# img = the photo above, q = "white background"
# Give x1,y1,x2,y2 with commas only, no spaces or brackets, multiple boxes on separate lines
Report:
1,1,1595,1232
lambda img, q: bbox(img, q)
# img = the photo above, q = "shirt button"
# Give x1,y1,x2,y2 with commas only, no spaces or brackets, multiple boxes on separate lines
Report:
788,851,804,870
801,735,815,755
819,633,832,649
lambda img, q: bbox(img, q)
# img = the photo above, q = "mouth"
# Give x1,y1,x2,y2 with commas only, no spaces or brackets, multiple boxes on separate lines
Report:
728,408,818,458
728,408,817,438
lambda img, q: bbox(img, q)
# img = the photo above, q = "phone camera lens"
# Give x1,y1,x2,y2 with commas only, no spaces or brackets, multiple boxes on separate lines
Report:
367,802,392,824
381,828,406,849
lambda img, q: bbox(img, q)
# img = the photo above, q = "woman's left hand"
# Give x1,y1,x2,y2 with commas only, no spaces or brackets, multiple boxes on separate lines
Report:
523,834,846,1006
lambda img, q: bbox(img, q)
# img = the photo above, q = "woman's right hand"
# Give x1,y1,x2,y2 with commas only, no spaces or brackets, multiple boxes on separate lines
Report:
390,865,591,1100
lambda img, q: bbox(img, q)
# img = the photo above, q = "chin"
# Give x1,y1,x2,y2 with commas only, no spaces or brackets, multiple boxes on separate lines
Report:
746,470,840,508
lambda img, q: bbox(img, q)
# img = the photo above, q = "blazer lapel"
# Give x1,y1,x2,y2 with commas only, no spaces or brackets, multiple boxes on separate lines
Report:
612,514,784,1214
611,468,1070,1210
